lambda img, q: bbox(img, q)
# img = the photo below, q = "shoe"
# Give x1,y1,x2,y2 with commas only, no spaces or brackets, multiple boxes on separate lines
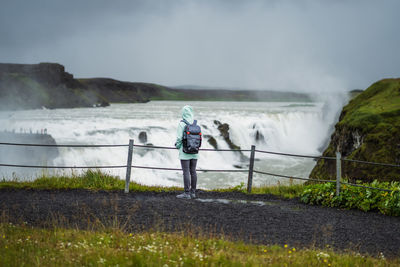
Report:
176,192,191,199
190,192,196,199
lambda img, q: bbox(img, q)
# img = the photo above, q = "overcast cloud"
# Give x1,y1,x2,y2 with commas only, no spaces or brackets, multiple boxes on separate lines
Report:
0,0,399,92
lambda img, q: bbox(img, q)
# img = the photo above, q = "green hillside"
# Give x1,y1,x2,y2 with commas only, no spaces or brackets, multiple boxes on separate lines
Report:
310,78,400,182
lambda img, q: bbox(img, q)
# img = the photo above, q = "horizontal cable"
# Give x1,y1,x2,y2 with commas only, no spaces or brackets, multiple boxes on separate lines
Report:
255,170,395,192
255,149,400,167
341,181,393,192
0,142,128,148
131,165,248,172
342,158,400,168
0,163,126,169
131,165,180,171
1,142,399,168
133,144,250,152
200,148,251,152
253,170,335,183
133,144,177,150
254,149,335,160
0,162,248,173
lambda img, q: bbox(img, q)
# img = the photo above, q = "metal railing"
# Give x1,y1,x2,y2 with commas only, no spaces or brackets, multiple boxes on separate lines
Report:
0,139,399,194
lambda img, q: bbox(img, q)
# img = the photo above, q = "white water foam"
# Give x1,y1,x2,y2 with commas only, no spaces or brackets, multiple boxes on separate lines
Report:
0,100,343,188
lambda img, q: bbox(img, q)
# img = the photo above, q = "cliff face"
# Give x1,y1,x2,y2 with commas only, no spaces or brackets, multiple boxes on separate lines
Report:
0,63,105,110
0,63,173,110
310,79,400,182
0,63,80,88
78,78,162,103
0,62,313,111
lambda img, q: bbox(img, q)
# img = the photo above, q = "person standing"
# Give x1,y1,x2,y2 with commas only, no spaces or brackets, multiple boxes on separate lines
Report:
175,105,200,199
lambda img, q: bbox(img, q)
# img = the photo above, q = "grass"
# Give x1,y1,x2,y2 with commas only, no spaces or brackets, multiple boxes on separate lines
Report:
214,181,305,199
0,170,305,198
1,172,400,264
252,183,305,198
0,170,180,192
0,223,398,266
339,78,400,131
310,78,400,182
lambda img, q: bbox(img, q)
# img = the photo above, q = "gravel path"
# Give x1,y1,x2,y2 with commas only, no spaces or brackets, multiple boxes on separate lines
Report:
1,189,399,257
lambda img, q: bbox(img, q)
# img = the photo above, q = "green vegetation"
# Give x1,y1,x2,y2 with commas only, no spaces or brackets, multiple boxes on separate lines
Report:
310,78,400,182
2,173,400,264
215,182,305,199
0,170,180,192
0,223,398,266
149,86,187,101
0,170,307,200
301,180,400,216
252,183,305,198
338,79,400,131
149,88,312,102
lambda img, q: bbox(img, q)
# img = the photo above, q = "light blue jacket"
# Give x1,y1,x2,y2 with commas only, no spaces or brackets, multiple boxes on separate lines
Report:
175,105,199,160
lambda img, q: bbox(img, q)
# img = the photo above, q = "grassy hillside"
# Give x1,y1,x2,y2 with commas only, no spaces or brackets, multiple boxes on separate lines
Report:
80,78,313,103
1,62,313,110
310,78,400,182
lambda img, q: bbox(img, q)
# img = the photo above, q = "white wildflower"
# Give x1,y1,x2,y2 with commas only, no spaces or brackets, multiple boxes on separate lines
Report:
316,252,330,259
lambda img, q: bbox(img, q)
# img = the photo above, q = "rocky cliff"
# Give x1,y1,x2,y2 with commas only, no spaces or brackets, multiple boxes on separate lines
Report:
310,78,400,182
78,78,163,103
0,63,105,109
0,62,312,111
0,63,158,110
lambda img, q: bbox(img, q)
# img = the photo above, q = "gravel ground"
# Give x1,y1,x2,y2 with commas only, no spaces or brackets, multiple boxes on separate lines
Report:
0,189,399,257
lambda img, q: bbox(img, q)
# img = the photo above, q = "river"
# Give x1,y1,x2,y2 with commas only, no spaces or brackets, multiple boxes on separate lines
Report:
0,100,342,189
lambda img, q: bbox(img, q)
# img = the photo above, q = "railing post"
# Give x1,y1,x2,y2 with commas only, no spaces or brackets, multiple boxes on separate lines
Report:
336,151,341,196
247,145,256,193
125,139,134,193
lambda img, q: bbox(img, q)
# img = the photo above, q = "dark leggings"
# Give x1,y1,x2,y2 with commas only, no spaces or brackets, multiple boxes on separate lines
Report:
180,159,197,193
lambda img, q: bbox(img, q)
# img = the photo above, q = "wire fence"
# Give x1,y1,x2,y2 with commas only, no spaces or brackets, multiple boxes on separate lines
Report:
0,140,399,194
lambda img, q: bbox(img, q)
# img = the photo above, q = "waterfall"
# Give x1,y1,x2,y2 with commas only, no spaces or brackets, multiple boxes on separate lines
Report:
0,100,342,188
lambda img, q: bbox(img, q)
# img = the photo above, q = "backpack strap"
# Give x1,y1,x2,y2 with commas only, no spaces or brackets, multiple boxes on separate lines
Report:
181,119,192,125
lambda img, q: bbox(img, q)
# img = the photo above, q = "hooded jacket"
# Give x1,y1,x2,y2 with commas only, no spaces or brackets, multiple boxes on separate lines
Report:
175,105,199,160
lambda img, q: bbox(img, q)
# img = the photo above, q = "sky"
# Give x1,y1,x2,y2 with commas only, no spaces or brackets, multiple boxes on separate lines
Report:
1,0,399,92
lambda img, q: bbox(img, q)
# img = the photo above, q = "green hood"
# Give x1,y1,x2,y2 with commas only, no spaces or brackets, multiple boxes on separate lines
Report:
181,105,194,124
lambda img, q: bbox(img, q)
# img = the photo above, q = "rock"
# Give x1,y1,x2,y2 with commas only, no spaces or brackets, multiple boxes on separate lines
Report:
138,131,148,143
0,131,59,166
216,122,241,150
255,130,265,143
0,63,109,110
94,100,110,107
252,123,265,143
204,135,218,149
78,78,152,103
310,78,400,182
213,120,248,161
214,120,221,126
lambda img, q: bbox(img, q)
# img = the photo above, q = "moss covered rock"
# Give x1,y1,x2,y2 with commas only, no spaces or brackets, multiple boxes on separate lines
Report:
310,78,400,182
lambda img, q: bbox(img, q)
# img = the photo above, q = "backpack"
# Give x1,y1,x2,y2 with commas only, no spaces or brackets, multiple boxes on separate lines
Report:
181,119,202,154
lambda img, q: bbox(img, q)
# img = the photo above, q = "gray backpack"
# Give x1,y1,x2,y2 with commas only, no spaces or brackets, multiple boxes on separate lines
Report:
181,119,202,154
